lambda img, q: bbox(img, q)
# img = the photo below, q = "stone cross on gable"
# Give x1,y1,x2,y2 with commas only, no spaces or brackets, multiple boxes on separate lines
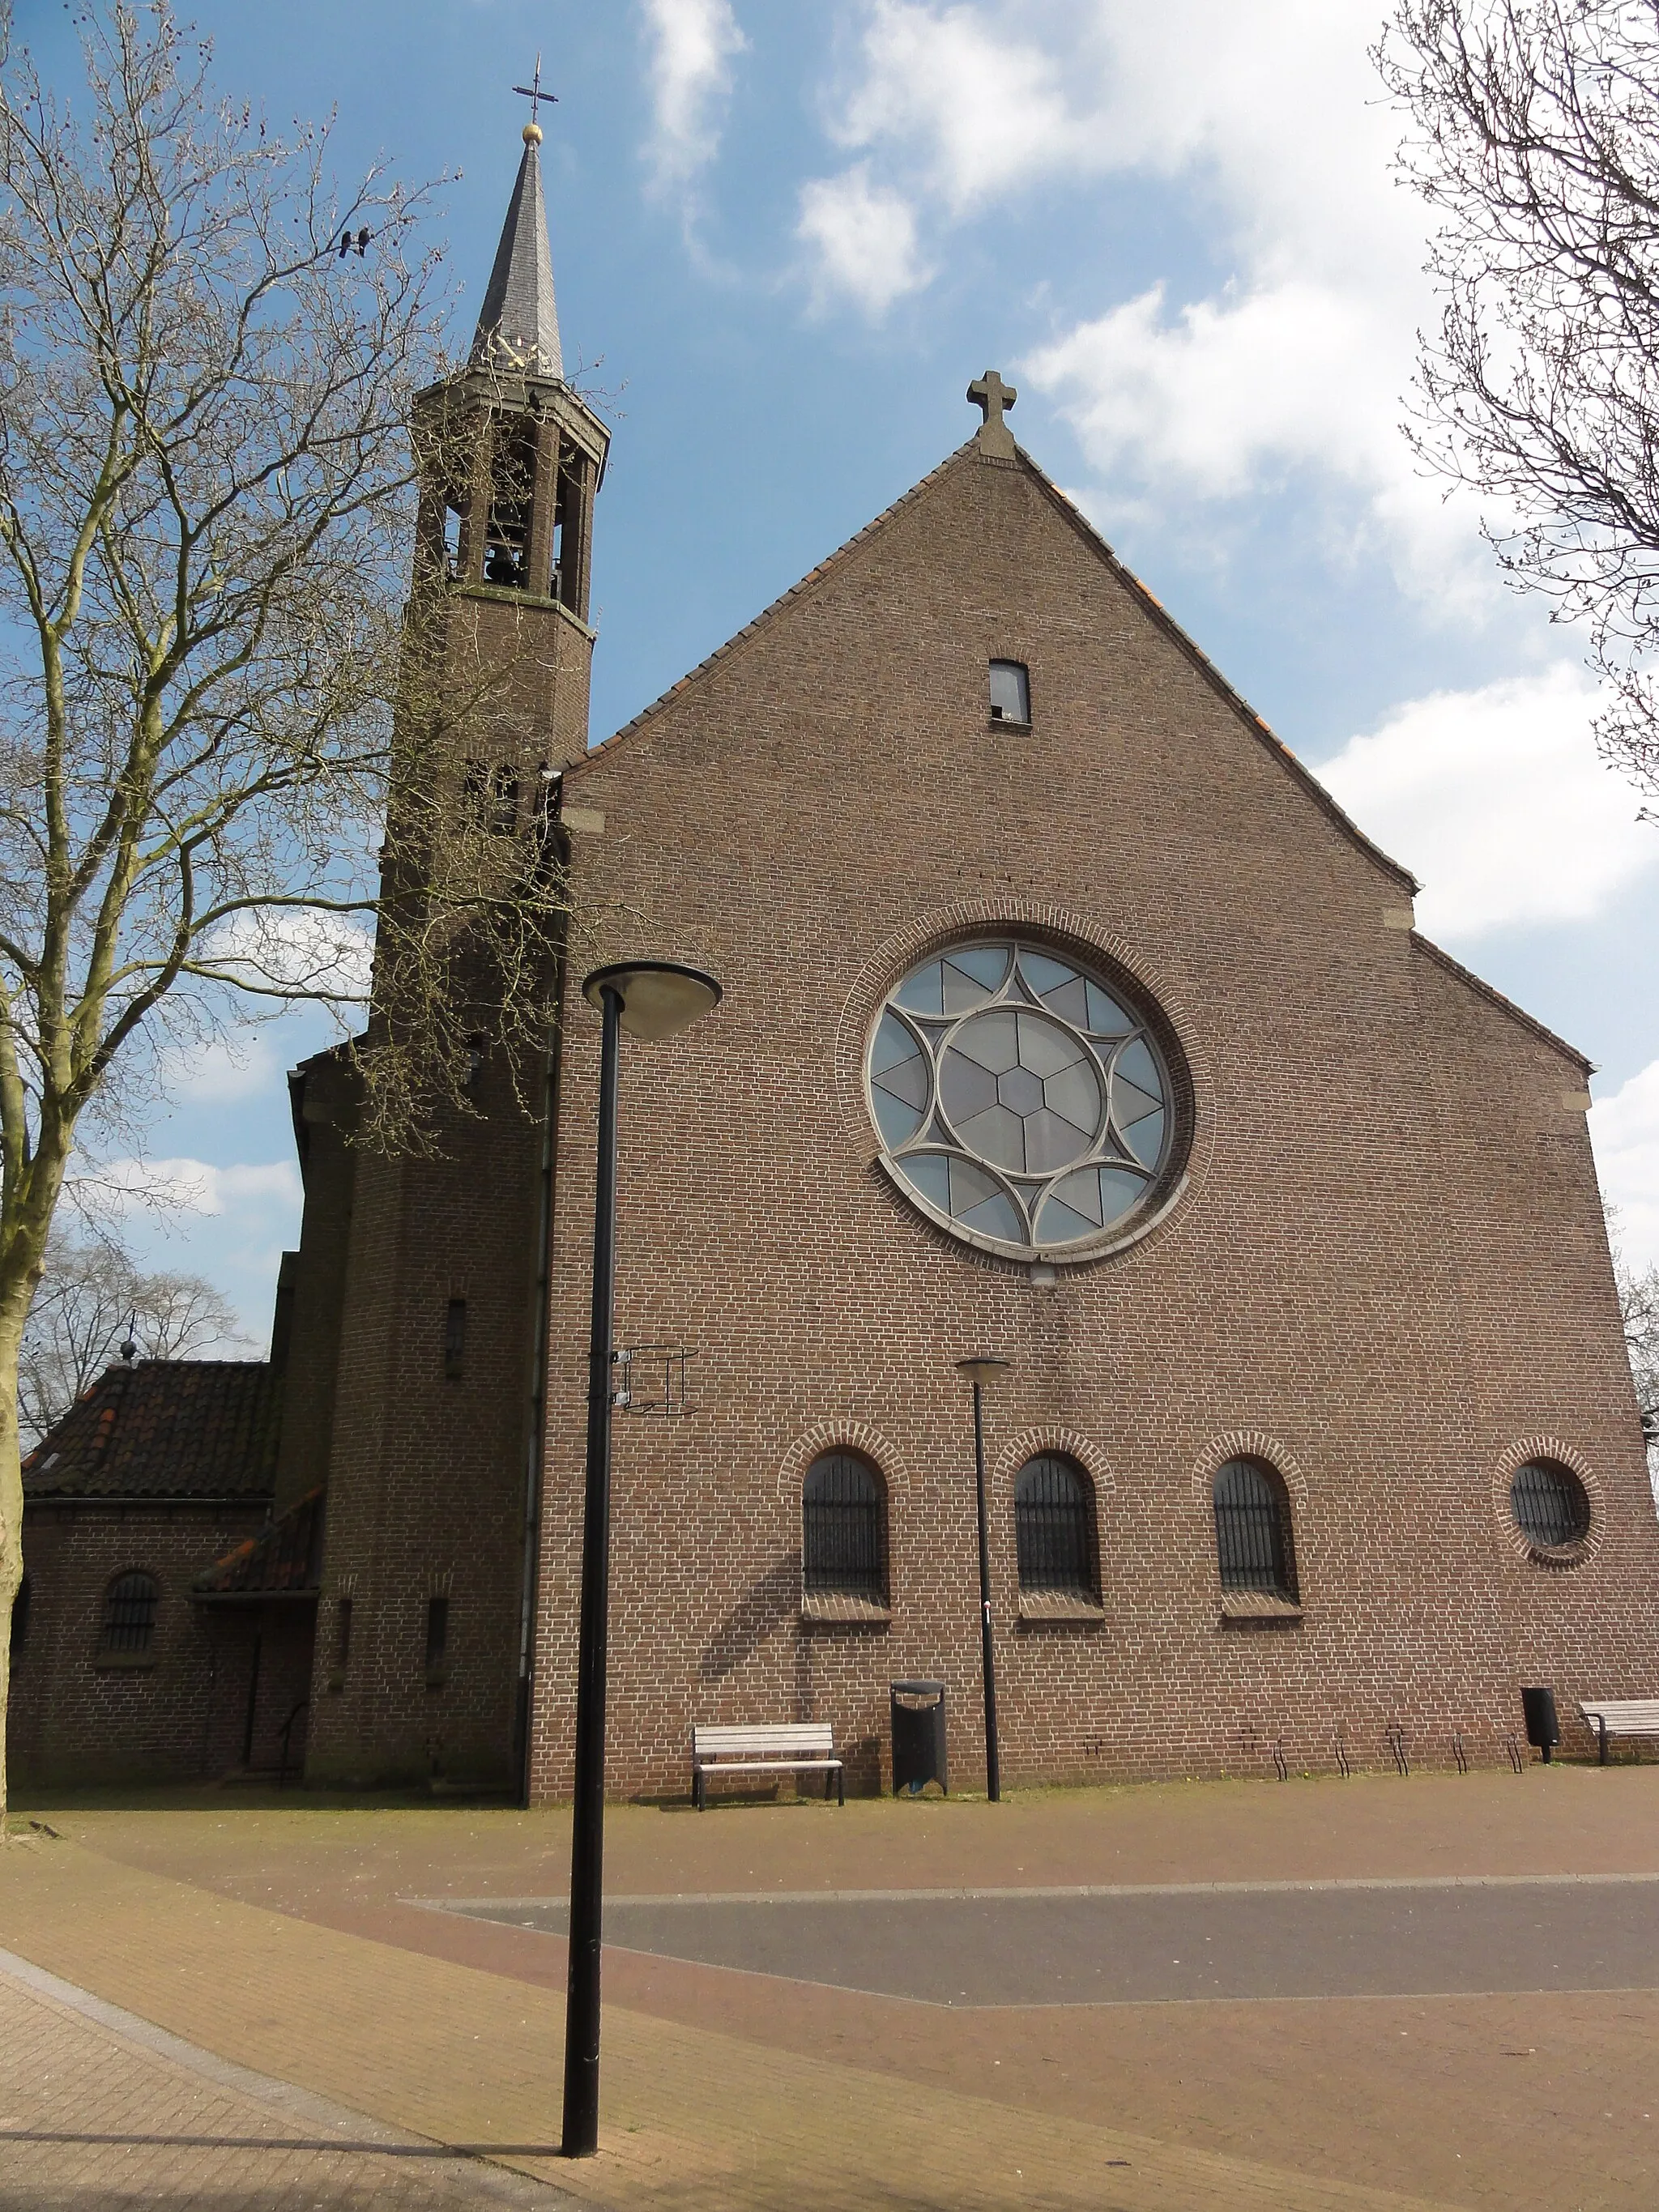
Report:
968,370,1017,458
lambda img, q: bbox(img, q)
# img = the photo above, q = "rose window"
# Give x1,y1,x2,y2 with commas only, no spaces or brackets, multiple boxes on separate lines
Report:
867,939,1179,1259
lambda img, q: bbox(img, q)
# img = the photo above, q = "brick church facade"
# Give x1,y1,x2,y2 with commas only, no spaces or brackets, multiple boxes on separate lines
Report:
15,122,1659,1796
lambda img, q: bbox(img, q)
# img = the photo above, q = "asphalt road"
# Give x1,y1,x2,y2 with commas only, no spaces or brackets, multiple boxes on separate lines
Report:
443,1877,1659,2006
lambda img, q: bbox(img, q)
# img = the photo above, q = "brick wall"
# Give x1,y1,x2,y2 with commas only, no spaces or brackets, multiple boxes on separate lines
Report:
12,1501,270,1785
521,441,1659,1801
300,1072,545,1789
301,372,595,1791
272,1054,358,1516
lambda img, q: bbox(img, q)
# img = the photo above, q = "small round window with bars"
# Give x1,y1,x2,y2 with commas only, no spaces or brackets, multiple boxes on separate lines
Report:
866,937,1183,1262
1510,1459,1592,1554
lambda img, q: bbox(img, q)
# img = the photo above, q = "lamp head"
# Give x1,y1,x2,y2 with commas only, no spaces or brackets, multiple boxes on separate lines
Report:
582,960,722,1042
955,1356,1011,1387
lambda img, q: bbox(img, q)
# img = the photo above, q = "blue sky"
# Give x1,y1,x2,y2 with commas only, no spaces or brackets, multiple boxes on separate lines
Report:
22,0,1659,1340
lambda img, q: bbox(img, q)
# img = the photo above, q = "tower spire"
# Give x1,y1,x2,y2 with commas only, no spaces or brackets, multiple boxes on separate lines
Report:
471,70,564,381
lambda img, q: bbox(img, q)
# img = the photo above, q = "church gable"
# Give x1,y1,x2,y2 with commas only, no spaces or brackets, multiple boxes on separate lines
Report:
570,433,1589,1085
573,437,1414,925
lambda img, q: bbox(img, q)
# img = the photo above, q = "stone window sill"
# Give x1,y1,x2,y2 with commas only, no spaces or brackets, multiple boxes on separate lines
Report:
93,1651,156,1672
1218,1589,1303,1624
1017,1592,1104,1625
988,716,1032,734
801,1593,891,1626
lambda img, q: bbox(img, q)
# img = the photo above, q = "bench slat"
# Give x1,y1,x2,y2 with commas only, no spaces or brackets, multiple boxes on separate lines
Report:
692,1758,843,1774
1580,1700,1659,1729
693,1724,834,1754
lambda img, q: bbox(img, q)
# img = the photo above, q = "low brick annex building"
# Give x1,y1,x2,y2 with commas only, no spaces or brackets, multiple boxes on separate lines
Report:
11,1356,309,1784
17,121,1659,1796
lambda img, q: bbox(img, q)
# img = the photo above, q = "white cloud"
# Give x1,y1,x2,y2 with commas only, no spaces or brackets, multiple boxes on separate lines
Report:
90,1156,303,1221
198,908,373,1004
796,164,931,319
836,2,1090,212
825,2,1413,268
1024,279,1391,503
642,0,748,193
158,1032,281,1107
1593,1064,1659,1274
1316,664,1658,940
803,2,1493,596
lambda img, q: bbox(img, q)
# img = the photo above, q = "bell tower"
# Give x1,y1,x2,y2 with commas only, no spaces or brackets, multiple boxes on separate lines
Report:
411,102,610,782
300,100,607,1792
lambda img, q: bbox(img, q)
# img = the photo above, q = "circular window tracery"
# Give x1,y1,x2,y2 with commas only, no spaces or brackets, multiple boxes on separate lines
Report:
867,937,1181,1260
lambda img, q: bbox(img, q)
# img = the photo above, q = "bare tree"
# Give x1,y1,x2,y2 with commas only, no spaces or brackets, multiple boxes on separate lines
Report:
1376,1,1659,782
19,1225,249,1447
0,6,572,1819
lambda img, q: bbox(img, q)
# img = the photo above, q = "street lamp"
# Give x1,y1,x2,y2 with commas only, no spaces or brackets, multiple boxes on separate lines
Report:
562,958,721,2161
955,1355,1010,1803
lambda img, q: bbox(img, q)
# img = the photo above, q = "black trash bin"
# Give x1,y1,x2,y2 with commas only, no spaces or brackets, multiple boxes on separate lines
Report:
1522,1685,1560,1762
891,1679,948,1796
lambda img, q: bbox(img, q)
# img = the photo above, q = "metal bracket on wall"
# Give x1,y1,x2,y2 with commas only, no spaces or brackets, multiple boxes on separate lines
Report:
612,1345,696,1417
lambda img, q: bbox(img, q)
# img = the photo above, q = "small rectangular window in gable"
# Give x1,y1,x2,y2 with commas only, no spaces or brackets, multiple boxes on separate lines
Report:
443,1298,467,1380
989,659,1031,726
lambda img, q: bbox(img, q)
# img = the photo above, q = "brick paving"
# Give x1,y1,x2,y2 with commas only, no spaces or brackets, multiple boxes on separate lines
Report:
0,1951,565,2210
6,1771,1659,2208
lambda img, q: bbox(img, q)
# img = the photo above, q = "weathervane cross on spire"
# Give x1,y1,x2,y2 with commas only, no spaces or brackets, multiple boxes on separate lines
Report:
512,53,557,143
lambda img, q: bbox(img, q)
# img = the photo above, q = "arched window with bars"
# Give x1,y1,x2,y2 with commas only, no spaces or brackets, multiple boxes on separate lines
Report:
802,1451,886,1603
1014,1455,1096,1596
1212,1459,1298,1600
98,1571,160,1656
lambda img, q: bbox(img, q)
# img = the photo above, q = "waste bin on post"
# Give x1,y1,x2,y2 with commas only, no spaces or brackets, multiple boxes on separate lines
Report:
891,1679,947,1795
1522,1685,1560,1762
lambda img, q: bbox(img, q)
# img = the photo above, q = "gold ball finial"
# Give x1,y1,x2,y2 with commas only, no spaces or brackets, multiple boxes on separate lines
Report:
523,121,543,145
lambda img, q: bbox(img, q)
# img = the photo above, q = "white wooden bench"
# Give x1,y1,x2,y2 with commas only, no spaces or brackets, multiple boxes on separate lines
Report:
692,1722,845,1810
1580,1699,1659,1765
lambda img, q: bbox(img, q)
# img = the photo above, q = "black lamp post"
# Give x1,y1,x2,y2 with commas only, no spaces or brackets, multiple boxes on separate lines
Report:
561,957,721,2161
954,1355,1009,1802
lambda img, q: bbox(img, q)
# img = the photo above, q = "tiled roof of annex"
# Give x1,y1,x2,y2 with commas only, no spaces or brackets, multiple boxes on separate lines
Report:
22,1360,280,1502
